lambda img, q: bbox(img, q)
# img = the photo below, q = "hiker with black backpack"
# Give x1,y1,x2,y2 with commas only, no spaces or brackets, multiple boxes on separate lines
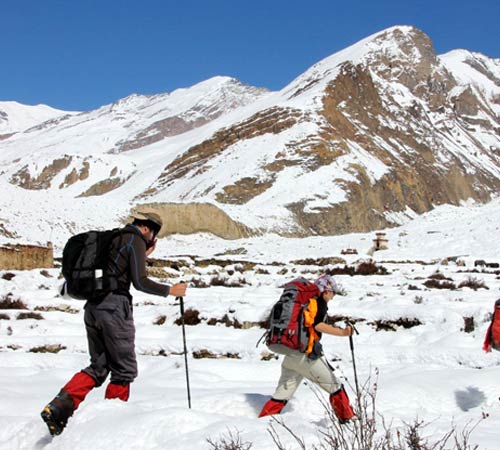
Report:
259,274,356,423
41,212,187,436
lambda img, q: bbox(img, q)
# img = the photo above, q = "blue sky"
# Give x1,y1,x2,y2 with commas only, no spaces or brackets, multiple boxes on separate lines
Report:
2,0,499,111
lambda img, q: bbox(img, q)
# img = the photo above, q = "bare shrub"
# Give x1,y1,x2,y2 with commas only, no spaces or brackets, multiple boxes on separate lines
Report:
0,313,10,320
207,428,252,450
17,312,44,320
291,256,346,266
0,293,28,310
462,317,475,333
266,372,482,450
189,277,210,288
458,276,489,290
369,318,422,332
153,315,167,325
424,279,456,290
174,308,201,326
193,349,241,360
428,271,453,281
1,272,16,280
325,262,389,277
326,265,356,276
207,314,242,329
356,261,389,276
34,304,79,314
327,315,365,327
29,344,66,353
210,276,247,287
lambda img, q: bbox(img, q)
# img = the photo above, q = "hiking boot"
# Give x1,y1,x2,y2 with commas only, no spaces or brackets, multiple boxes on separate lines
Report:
41,390,75,436
258,398,288,417
330,387,356,424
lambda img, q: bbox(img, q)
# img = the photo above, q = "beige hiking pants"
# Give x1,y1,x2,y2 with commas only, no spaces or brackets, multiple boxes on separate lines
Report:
269,344,342,401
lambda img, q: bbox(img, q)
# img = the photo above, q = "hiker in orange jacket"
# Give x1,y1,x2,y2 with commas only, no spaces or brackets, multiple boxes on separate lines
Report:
259,274,356,423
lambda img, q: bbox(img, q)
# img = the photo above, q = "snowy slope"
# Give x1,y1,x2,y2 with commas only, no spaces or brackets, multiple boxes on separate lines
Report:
0,101,70,134
1,199,500,449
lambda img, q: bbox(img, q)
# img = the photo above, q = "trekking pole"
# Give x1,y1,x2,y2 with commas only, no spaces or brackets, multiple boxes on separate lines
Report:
346,320,364,443
177,296,192,409
346,321,361,402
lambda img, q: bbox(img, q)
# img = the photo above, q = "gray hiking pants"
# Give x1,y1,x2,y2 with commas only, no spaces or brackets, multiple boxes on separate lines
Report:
82,293,137,386
269,344,342,401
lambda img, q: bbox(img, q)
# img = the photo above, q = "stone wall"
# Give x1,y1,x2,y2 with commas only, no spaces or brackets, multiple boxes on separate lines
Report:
0,243,54,270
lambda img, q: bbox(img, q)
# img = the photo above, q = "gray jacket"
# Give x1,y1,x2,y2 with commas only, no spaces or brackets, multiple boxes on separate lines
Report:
106,224,169,299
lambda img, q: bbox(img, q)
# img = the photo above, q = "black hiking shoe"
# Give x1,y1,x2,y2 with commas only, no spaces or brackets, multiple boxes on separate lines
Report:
41,390,75,436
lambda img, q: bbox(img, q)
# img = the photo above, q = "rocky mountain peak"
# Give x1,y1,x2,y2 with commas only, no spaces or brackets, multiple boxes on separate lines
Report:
1,27,499,242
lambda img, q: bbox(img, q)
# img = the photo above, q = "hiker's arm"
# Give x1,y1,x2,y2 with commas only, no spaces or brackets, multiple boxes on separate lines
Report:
129,237,170,296
315,322,353,337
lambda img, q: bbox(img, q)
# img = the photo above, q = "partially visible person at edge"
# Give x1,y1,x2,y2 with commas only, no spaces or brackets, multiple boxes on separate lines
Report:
41,212,187,436
259,274,357,423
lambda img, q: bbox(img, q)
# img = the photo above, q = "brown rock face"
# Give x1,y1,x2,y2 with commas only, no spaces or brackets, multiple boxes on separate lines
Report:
149,106,303,195
129,203,251,239
10,156,72,190
284,29,500,236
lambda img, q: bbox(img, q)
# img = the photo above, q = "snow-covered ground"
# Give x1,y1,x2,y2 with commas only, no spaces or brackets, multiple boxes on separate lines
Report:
1,199,500,449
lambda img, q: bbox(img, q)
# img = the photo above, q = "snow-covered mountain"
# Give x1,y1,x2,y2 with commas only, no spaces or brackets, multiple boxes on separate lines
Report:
0,101,70,135
1,26,499,245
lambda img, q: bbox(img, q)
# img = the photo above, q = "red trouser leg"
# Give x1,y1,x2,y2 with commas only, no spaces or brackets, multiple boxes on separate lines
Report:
258,398,287,418
62,372,96,410
105,383,130,401
330,387,356,423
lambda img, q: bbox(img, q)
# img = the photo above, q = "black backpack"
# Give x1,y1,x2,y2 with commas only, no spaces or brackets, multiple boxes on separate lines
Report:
62,228,126,300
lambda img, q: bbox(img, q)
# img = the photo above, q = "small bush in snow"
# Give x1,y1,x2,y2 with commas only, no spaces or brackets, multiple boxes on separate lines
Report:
428,271,453,281
193,349,241,360
0,293,28,310
153,315,167,326
207,428,252,450
1,272,16,280
266,371,482,450
458,276,488,290
356,261,389,276
175,308,201,326
16,311,44,320
189,277,210,288
29,344,66,353
370,318,422,331
210,276,247,287
423,279,456,290
462,316,475,333
207,314,242,329
0,313,10,320
413,295,424,304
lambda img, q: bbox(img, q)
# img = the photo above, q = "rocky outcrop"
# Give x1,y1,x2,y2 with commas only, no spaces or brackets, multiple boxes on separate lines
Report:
129,203,252,239
59,162,90,189
78,175,129,197
149,106,303,194
10,156,73,190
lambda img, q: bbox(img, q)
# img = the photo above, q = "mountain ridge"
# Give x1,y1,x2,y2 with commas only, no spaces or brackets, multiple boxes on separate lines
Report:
0,25,499,244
